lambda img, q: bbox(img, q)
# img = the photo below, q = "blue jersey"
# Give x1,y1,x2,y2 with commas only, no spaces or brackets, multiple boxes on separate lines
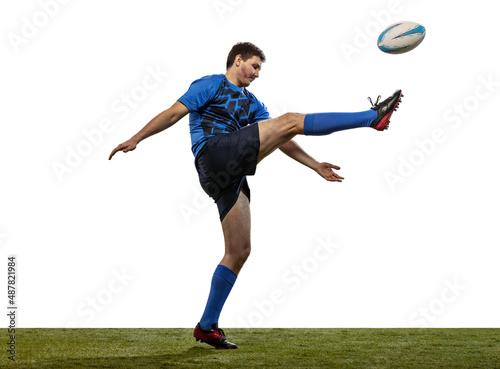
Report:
178,74,271,158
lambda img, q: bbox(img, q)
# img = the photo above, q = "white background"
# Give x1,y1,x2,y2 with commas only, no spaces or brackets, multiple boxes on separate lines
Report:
1,0,499,328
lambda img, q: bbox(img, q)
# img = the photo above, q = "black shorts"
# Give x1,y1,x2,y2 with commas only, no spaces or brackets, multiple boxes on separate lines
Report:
195,123,260,221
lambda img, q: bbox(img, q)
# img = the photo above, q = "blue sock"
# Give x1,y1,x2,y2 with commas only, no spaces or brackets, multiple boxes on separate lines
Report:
303,110,377,136
199,264,237,330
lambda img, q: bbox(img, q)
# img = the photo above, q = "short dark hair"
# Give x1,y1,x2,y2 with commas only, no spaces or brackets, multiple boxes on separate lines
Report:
226,42,266,70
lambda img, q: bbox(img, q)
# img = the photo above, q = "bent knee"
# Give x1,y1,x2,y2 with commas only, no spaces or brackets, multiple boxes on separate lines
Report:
279,112,304,134
279,112,302,121
238,245,251,262
227,244,251,263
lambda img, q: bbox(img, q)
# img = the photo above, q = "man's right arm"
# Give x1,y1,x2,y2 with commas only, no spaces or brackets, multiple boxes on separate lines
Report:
108,101,189,160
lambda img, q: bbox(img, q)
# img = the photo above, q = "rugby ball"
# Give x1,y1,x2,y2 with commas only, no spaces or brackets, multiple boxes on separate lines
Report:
377,21,426,54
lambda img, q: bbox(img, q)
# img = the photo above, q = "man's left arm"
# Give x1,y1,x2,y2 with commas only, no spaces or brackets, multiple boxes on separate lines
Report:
279,140,344,182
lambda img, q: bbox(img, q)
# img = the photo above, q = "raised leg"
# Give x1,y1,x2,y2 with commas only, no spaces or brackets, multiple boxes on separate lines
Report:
256,89,403,163
256,110,374,163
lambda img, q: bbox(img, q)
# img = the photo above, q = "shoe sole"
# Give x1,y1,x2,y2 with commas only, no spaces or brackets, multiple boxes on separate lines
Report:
194,335,237,349
374,91,403,131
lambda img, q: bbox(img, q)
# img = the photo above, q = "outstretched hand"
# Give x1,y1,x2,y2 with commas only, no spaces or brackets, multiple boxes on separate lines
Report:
314,162,344,182
108,139,138,160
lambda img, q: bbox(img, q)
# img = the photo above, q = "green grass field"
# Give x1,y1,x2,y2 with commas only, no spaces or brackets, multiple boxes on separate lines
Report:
4,328,499,368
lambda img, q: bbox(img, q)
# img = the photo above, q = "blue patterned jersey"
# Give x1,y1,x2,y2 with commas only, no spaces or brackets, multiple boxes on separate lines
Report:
178,74,271,158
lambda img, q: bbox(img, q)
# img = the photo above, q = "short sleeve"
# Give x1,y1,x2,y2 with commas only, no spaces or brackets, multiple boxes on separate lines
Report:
252,99,271,122
178,75,220,112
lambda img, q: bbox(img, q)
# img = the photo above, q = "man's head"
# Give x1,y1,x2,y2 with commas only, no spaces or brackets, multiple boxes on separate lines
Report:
225,42,266,88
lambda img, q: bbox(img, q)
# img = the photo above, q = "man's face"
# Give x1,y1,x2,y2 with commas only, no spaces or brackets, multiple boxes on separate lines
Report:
237,55,262,87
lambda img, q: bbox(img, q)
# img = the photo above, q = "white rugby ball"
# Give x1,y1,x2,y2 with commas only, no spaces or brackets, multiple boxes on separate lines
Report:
377,21,426,54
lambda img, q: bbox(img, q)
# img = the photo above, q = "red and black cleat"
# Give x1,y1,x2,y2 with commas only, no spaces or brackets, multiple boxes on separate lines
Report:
369,90,403,131
193,323,238,349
